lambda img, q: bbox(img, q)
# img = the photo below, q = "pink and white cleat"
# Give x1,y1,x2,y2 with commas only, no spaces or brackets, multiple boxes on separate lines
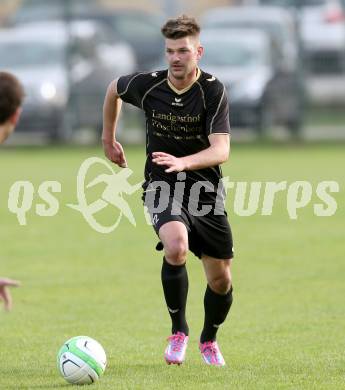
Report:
164,332,189,365
199,341,226,366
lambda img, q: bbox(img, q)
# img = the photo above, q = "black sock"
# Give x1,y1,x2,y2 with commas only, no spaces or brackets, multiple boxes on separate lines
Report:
200,285,233,343
161,257,189,335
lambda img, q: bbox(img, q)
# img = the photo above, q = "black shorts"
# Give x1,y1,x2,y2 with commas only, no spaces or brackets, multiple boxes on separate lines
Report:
143,191,234,260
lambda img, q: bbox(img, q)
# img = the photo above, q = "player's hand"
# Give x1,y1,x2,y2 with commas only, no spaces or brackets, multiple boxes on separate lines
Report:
0,278,21,311
102,139,128,168
152,152,186,173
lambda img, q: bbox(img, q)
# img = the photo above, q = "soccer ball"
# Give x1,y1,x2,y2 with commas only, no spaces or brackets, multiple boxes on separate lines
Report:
57,336,107,385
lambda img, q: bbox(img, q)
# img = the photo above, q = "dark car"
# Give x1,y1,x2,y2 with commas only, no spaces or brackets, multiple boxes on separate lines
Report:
200,29,303,136
202,6,302,71
77,10,164,71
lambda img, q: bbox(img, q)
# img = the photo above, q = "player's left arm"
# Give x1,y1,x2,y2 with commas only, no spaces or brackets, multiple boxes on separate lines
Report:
152,134,229,172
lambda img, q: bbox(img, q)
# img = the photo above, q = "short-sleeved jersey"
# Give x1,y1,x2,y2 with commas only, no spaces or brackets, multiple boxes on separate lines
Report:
117,68,230,204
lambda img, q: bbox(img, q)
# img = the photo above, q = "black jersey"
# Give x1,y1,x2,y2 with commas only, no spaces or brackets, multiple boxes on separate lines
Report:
117,68,230,205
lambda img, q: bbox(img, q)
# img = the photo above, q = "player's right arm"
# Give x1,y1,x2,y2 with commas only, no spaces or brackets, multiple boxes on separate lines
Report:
102,78,128,168
0,277,21,311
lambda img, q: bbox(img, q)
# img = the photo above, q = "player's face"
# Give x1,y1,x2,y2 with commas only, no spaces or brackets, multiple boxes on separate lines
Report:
165,36,203,80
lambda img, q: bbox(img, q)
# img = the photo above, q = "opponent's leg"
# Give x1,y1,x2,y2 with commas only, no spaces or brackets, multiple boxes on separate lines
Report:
160,221,189,364
199,255,233,366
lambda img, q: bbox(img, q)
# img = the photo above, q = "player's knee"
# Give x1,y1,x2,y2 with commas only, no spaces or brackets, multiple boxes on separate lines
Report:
164,238,188,265
209,275,232,295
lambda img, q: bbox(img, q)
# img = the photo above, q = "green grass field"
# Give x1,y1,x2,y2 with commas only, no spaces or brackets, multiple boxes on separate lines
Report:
0,142,344,389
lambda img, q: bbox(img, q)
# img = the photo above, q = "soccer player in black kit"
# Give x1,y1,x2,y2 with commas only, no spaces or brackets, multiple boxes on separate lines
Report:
102,15,234,366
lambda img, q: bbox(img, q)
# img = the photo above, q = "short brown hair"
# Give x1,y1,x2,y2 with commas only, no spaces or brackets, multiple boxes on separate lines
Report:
0,72,24,125
161,15,200,39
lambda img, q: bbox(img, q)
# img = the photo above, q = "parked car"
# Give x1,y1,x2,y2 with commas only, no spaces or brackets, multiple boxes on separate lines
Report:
256,0,345,74
201,6,301,72
300,0,345,74
200,29,303,135
8,1,164,70
252,0,326,5
0,20,136,140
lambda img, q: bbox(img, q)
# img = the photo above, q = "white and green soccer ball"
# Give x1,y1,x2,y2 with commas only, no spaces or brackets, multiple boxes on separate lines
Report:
57,336,107,385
